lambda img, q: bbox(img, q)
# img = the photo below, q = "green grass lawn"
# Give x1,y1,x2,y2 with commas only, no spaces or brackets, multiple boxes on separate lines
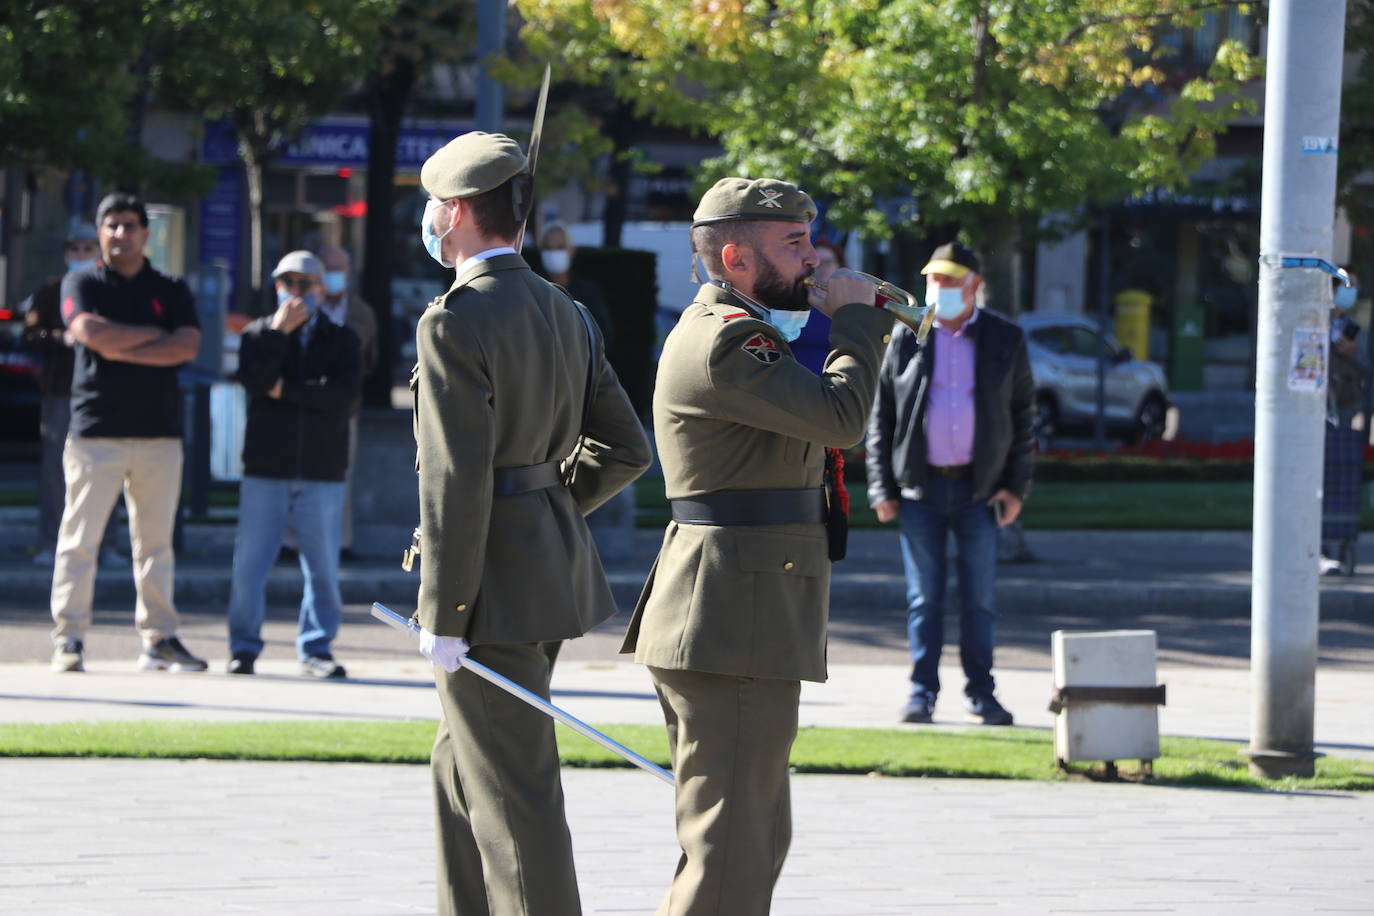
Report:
1,719,1370,792
4,478,1369,531
634,479,1373,530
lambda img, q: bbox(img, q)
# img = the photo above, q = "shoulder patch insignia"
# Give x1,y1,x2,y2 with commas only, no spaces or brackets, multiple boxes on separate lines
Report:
740,332,781,364
720,311,748,321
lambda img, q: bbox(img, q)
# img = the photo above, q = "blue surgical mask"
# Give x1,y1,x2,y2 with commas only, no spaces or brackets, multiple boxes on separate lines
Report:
421,198,454,268
926,282,967,320
277,289,318,313
65,259,97,274
767,309,811,342
1334,285,1358,310
323,271,347,295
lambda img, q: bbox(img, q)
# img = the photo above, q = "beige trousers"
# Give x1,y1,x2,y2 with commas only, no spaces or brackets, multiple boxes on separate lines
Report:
50,436,183,648
648,667,801,916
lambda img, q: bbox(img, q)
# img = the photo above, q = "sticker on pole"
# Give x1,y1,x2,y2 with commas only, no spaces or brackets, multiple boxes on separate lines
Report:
1287,328,1326,392
1301,136,1339,155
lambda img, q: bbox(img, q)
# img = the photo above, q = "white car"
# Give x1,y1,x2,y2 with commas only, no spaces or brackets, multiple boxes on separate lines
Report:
1019,313,1171,445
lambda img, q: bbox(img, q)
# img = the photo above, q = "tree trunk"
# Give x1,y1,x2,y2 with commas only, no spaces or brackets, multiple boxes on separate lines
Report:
601,100,639,248
982,214,1024,317
362,57,416,406
239,137,266,315
122,49,156,194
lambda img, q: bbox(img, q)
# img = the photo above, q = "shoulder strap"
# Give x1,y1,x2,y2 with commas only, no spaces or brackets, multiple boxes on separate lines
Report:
562,293,603,486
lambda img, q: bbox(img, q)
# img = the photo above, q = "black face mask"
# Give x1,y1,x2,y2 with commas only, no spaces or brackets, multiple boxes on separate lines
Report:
753,251,812,313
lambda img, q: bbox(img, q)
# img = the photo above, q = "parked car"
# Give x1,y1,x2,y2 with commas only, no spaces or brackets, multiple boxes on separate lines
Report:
1019,313,1171,446
0,307,41,441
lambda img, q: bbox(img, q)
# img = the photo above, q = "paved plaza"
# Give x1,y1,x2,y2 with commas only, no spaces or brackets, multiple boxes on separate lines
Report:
1,526,1371,913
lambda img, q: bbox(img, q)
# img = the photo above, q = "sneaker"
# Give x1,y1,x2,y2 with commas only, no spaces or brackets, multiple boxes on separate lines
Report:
301,655,347,679
227,652,256,675
51,640,84,673
138,637,209,672
32,549,55,567
965,694,1014,726
900,693,935,724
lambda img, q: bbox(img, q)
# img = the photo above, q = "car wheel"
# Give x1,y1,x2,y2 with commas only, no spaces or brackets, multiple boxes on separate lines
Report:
1034,394,1058,450
1129,393,1167,444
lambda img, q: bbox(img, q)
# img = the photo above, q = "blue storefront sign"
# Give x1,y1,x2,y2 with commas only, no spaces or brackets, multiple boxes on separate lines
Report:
200,120,462,169
198,119,468,313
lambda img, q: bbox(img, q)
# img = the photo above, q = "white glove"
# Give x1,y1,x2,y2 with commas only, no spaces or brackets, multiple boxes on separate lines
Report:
419,629,470,673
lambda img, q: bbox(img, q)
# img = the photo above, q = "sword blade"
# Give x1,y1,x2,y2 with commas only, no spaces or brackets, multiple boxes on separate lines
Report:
370,602,674,786
512,63,551,253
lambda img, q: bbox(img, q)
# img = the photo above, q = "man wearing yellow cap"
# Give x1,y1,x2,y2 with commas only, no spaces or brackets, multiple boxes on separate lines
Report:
412,131,651,915
865,242,1035,728
621,177,892,912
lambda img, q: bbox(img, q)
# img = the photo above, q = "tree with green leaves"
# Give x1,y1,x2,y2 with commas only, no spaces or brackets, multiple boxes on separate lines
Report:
358,0,473,402
515,0,1262,298
161,0,391,307
1338,0,1374,243
0,1,140,172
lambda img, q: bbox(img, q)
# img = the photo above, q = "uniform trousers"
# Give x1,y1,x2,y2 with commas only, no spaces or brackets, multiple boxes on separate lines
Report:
50,436,183,647
648,666,801,916
431,642,580,916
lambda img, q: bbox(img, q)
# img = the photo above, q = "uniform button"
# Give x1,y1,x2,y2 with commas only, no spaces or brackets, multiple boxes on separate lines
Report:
783,561,795,571
882,333,891,343
456,604,467,612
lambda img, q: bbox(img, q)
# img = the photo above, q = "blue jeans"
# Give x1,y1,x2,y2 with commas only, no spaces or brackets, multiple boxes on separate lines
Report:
897,475,1000,700
227,477,345,659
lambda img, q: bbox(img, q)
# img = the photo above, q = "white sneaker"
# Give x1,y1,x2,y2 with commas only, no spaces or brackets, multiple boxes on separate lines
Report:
52,640,84,672
32,549,55,567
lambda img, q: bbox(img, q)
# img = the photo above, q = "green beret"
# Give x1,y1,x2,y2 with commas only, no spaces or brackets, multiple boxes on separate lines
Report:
691,177,816,228
421,131,528,200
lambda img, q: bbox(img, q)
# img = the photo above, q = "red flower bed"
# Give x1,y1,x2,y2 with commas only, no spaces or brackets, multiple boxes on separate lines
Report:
1043,435,1374,463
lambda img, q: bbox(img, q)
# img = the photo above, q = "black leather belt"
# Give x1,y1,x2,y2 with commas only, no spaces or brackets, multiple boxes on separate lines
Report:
929,463,972,479
493,460,562,495
670,488,827,526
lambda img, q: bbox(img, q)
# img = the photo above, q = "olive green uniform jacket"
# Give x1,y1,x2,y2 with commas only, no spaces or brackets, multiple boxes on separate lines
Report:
413,253,651,644
622,282,892,682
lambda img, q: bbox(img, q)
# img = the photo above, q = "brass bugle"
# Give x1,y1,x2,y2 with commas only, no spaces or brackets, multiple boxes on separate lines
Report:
804,270,937,344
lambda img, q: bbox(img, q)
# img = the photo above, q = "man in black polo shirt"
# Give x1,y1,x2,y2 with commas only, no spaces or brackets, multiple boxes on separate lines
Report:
49,192,207,673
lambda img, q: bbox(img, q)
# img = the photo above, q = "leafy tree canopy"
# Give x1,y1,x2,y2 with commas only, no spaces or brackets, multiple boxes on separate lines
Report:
515,0,1262,244
0,1,142,172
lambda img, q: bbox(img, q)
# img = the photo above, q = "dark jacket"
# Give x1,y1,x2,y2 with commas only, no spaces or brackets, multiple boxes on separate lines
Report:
866,308,1035,505
236,312,362,481
20,278,75,396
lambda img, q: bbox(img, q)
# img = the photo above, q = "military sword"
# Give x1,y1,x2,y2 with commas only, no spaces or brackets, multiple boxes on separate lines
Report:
370,602,675,786
511,63,552,254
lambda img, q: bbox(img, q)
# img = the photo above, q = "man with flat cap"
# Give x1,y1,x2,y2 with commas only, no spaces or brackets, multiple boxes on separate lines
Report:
621,177,893,913
412,130,651,916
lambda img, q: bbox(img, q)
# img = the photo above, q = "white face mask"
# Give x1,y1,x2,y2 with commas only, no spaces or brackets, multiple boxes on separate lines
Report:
542,249,571,275
926,281,967,320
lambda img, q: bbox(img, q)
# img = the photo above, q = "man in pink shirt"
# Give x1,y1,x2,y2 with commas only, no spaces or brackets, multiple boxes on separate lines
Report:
865,242,1036,725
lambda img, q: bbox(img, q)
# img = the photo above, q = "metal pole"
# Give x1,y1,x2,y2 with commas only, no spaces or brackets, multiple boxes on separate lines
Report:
1094,208,1110,452
474,0,507,133
1247,0,1347,780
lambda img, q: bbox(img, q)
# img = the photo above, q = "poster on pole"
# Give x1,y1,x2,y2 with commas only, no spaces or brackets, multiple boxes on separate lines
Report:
1287,328,1327,391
